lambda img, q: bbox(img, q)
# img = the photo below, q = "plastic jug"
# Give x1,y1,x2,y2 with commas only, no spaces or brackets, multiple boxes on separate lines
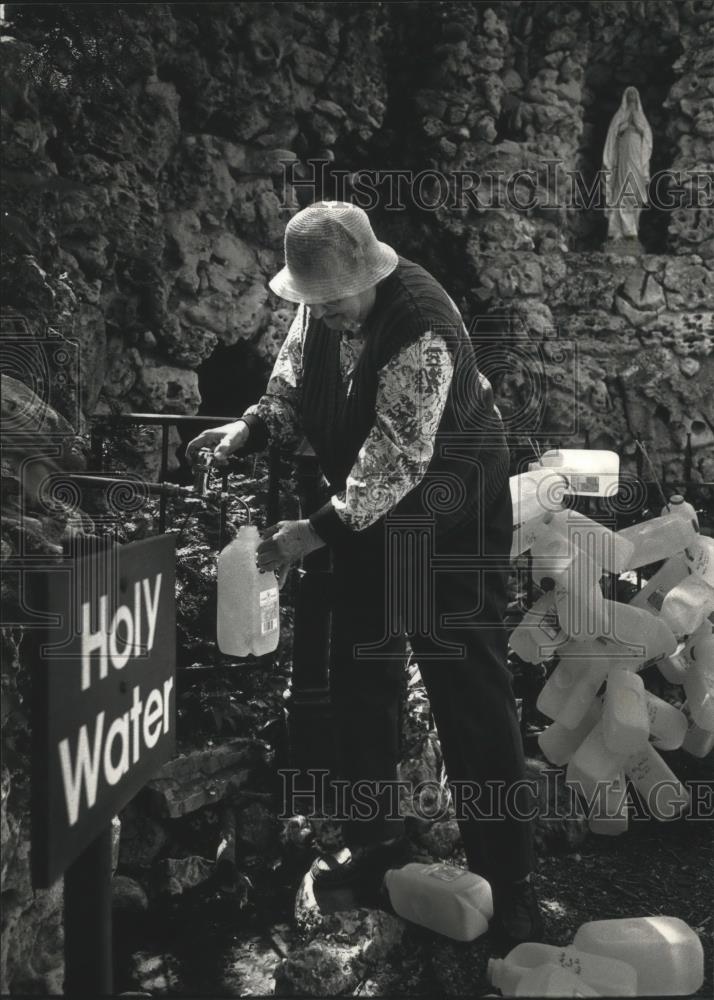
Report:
572,916,705,996
510,468,567,527
587,769,629,836
556,660,611,729
599,600,678,663
509,594,568,663
566,720,622,799
681,634,714,730
512,510,556,559
602,668,649,757
660,573,714,638
624,743,690,820
553,556,608,641
618,513,698,571
684,534,714,587
629,554,689,617
488,941,637,996
383,862,493,941
536,658,582,720
557,634,649,672
547,508,634,575
530,523,577,588
514,963,600,997
644,692,687,751
681,703,714,757
216,525,280,656
538,699,601,766
662,495,699,533
658,622,712,682
529,449,620,498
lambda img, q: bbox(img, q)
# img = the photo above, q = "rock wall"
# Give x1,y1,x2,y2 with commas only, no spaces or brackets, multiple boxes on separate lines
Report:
1,1,711,482
1,2,713,992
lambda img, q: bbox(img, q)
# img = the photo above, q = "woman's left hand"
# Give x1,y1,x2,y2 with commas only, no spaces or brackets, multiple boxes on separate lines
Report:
256,519,326,572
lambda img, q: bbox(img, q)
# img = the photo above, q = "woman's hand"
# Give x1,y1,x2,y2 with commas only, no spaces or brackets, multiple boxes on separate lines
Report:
256,520,325,572
185,420,250,466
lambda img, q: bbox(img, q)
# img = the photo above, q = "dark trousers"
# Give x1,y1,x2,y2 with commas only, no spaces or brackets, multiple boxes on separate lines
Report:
327,482,534,885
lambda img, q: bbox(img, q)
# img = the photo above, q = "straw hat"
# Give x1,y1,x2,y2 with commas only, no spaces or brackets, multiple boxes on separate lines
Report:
269,201,398,304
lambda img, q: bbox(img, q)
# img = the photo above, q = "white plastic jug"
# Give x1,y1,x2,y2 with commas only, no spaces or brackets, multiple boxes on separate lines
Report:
624,743,690,820
216,525,280,656
557,634,649,672
566,720,622,798
658,621,712,682
538,699,601,766
556,661,611,729
599,600,678,663
661,573,714,638
488,941,637,996
681,634,714,730
618,513,698,571
629,553,689,617
602,668,649,757
572,916,705,996
510,468,566,527
383,862,493,941
681,702,714,757
529,449,620,498
662,495,699,533
514,963,600,997
536,658,582,720
512,511,556,559
530,524,576,588
547,508,634,575
684,534,714,587
509,594,568,663
644,692,688,751
587,769,629,836
553,556,608,641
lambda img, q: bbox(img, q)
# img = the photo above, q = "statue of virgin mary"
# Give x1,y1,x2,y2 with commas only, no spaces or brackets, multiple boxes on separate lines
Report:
602,87,653,241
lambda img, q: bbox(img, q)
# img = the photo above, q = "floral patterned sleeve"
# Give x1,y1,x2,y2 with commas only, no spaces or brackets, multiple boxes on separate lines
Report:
241,304,305,450
330,331,453,531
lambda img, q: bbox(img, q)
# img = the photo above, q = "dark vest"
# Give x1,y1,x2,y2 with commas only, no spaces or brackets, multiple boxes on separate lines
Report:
299,257,509,537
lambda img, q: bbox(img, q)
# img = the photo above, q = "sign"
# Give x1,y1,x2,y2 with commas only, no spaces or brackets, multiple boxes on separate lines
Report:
32,535,176,887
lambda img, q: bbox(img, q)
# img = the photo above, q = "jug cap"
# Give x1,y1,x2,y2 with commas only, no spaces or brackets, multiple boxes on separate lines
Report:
487,957,504,988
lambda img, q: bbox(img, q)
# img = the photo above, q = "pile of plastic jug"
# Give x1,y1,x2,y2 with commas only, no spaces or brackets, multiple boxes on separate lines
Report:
510,449,714,835
487,916,705,997
384,864,705,996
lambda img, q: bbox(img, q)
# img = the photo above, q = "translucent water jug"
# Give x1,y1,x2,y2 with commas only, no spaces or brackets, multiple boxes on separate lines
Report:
512,512,554,560
587,769,629,836
572,916,705,996
661,573,714,638
383,862,493,941
681,634,714,730
659,622,712,681
553,556,608,641
624,743,690,820
599,600,678,663
681,703,714,757
662,494,699,533
629,553,689,617
566,720,622,797
510,468,566,528
602,668,649,756
488,940,637,996
644,692,687,751
557,634,649,672
538,699,601,766
530,523,576,588
684,534,714,587
514,963,600,997
536,658,582,720
509,593,567,663
619,513,698,571
556,660,611,729
547,509,634,575
216,524,280,656
529,449,619,498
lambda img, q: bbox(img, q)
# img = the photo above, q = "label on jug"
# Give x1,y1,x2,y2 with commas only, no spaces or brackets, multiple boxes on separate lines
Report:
424,863,465,882
568,474,599,493
647,589,665,612
260,587,279,634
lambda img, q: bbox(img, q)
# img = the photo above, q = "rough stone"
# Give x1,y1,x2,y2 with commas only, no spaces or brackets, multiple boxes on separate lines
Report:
156,856,214,896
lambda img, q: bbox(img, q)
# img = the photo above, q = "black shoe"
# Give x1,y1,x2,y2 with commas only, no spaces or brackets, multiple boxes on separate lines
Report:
490,878,544,954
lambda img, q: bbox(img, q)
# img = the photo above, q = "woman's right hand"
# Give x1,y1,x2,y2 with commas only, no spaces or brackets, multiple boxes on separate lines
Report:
185,420,250,466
